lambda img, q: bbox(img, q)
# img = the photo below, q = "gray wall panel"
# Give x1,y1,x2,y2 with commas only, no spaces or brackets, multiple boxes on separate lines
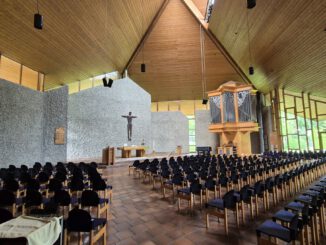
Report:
43,86,68,163
195,110,218,154
67,77,152,160
151,111,189,153
0,79,44,167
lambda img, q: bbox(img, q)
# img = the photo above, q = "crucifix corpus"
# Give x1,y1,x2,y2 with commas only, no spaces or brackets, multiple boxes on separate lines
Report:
121,112,137,141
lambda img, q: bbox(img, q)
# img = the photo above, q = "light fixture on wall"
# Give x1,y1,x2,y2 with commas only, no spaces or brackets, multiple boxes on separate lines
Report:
34,0,43,30
246,1,254,75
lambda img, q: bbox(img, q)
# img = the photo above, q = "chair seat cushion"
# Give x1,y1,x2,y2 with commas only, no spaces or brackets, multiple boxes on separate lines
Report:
206,198,224,209
99,198,109,204
273,210,296,223
177,188,190,195
91,218,107,229
256,220,291,242
285,201,305,212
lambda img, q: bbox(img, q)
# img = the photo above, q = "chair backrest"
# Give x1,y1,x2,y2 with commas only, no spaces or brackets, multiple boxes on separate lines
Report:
48,178,63,192
239,185,251,202
223,190,236,209
81,190,100,206
69,177,85,191
3,179,19,192
92,178,106,191
66,208,92,232
0,208,13,224
26,179,40,191
37,172,49,183
190,181,202,194
25,190,43,207
53,190,71,206
0,190,15,205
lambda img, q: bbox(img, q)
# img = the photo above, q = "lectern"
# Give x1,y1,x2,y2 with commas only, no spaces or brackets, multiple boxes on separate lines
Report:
208,81,259,155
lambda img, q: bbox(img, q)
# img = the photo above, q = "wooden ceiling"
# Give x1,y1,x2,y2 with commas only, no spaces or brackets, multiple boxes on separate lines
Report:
128,0,244,101
0,0,164,89
208,0,326,98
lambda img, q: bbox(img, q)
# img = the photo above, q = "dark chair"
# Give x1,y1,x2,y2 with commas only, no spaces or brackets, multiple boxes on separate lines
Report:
53,190,78,216
206,190,240,235
0,208,13,224
65,208,107,245
177,181,204,212
0,189,22,216
79,190,109,219
22,190,47,215
256,214,301,245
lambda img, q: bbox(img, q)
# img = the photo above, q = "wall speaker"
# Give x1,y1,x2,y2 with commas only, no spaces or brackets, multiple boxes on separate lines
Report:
247,0,256,9
34,13,43,30
108,78,113,88
102,77,108,87
249,66,254,75
141,63,146,73
202,99,208,105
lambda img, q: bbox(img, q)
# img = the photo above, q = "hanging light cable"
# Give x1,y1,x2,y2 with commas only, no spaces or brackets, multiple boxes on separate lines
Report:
246,3,254,75
141,0,146,72
200,25,208,104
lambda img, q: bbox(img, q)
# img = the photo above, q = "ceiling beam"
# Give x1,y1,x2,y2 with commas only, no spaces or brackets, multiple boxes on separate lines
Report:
122,0,170,75
182,0,253,86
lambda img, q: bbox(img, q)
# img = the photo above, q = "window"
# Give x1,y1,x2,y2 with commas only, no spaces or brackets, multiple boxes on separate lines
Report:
188,116,196,153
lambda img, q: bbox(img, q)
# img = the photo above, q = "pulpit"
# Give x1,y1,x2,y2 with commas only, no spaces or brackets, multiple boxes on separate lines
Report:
208,81,259,155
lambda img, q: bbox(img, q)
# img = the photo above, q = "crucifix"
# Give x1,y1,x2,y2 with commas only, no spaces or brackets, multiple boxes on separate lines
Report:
121,112,137,141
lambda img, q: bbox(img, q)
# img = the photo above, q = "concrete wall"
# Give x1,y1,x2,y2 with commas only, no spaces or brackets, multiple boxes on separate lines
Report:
0,79,68,167
43,87,68,163
0,79,44,166
67,77,151,160
151,111,189,153
195,110,218,153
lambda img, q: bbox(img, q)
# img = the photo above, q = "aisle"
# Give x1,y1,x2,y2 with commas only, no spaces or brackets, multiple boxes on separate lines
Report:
105,165,259,245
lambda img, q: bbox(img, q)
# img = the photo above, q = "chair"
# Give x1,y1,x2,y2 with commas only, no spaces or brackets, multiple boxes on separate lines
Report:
162,174,184,201
177,181,204,212
206,190,240,235
0,208,13,224
22,190,47,215
79,190,109,219
0,190,22,216
256,214,301,245
65,208,106,245
53,190,78,217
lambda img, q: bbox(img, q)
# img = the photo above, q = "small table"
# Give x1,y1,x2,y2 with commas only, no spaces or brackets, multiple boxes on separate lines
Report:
0,215,62,245
117,146,146,158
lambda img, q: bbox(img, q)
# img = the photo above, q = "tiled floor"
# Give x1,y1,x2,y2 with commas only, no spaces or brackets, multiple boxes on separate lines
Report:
103,163,278,245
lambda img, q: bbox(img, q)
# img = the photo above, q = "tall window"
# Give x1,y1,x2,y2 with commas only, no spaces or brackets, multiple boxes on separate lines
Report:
188,116,196,153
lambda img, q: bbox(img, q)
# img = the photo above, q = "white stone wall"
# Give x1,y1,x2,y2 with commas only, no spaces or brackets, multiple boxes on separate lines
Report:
67,77,152,160
195,110,218,154
151,111,189,153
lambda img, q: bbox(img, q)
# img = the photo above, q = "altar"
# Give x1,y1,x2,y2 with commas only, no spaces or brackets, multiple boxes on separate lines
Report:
117,146,146,158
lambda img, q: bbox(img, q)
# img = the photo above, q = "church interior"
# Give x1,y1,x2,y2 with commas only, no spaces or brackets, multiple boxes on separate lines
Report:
0,0,325,244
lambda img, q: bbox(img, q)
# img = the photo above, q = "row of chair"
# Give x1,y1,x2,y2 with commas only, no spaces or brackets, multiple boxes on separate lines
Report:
256,176,326,245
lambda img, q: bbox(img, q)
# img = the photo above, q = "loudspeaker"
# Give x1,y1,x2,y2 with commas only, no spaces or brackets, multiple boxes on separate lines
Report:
249,66,254,75
102,77,108,87
202,99,208,105
141,63,146,73
247,0,256,9
34,13,43,30
107,78,113,88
